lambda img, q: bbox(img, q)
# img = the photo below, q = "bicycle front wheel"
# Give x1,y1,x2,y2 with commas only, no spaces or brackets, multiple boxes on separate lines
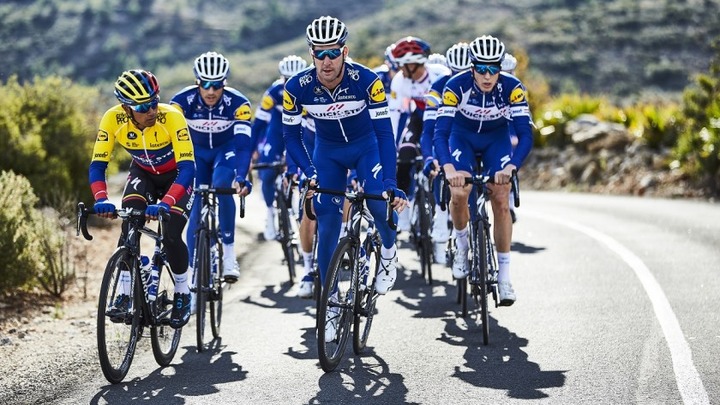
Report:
277,195,297,284
194,229,210,352
151,257,181,366
97,247,140,384
353,239,379,355
209,238,223,339
318,237,356,372
478,225,490,345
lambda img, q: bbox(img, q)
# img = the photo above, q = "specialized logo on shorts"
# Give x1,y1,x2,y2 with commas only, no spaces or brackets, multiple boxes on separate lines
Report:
97,130,109,142
260,95,274,110
510,87,526,104
283,91,296,111
442,90,459,106
369,79,386,103
234,104,252,121
176,128,190,141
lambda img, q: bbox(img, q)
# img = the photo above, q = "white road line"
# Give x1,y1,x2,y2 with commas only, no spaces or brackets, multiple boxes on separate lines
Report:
526,210,710,405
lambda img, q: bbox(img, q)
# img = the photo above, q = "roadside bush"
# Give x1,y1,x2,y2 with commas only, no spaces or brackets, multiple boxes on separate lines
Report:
0,171,43,292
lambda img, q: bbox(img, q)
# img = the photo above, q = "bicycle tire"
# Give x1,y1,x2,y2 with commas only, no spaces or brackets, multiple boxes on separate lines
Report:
353,239,379,355
194,229,210,352
276,195,297,284
209,237,223,339
318,237,356,372
97,247,140,384
479,224,490,345
459,277,468,318
417,186,434,285
151,256,182,366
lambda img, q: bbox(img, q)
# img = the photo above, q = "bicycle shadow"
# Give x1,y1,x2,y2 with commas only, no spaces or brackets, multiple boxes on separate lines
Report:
438,316,567,399
511,240,546,254
239,282,315,319
88,339,248,403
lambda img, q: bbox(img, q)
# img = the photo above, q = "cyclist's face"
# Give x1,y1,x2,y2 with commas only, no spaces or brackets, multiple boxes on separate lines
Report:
401,63,425,81
125,105,157,129
472,68,500,93
199,85,224,107
311,45,346,89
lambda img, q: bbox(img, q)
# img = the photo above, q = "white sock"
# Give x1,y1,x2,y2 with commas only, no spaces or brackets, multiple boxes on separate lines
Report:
381,245,396,260
223,243,235,265
497,252,511,283
454,226,469,250
174,271,190,294
119,270,132,295
187,266,195,289
302,251,313,275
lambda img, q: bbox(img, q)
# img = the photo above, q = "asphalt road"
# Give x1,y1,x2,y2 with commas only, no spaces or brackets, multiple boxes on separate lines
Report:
55,190,720,404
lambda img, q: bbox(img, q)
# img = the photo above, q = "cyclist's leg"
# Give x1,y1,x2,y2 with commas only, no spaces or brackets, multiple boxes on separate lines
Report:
446,134,477,279
212,143,239,278
118,165,151,296
186,147,213,270
396,113,422,232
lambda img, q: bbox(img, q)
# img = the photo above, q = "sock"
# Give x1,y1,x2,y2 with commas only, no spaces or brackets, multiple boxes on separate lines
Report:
381,244,396,260
174,271,190,294
497,252,511,283
187,266,195,288
119,270,132,296
223,243,235,266
302,251,313,275
454,226,469,250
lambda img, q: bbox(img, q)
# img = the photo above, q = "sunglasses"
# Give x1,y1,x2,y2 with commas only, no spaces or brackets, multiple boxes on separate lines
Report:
199,80,225,90
473,64,501,75
312,47,344,60
128,97,159,113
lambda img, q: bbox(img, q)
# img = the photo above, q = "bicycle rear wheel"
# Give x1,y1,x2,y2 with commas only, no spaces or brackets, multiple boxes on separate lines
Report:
318,237,356,372
277,195,297,284
478,226,490,345
151,257,181,366
194,229,210,352
97,247,140,384
417,187,434,285
209,238,223,339
353,239,379,355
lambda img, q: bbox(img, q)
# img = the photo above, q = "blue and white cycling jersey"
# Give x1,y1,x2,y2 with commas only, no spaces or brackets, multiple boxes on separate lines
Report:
373,64,394,93
250,78,284,155
420,73,452,159
433,71,533,171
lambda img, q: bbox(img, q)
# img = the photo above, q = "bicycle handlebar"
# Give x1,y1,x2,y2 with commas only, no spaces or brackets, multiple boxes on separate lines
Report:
438,170,520,211
194,185,246,218
300,184,397,231
76,202,170,241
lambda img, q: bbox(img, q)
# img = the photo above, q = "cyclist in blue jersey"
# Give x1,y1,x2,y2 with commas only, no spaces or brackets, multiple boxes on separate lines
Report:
283,16,408,328
251,55,309,242
433,36,534,306
419,42,473,263
170,52,254,287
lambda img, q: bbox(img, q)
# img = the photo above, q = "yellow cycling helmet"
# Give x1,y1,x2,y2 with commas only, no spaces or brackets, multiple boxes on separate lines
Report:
114,69,160,105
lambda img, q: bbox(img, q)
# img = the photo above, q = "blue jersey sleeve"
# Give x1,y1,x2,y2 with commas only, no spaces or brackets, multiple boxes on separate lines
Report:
282,78,316,179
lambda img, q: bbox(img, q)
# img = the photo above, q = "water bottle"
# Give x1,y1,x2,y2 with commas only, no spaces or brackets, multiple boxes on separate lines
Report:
147,263,159,302
140,255,152,290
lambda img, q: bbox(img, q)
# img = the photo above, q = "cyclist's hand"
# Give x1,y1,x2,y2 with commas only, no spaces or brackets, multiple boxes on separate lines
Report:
93,199,116,219
234,178,253,196
494,164,517,185
384,187,409,213
443,163,465,188
423,158,438,178
301,175,318,199
145,202,170,220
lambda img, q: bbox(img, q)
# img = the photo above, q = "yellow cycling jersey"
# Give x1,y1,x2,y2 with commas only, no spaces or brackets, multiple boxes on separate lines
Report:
91,103,194,175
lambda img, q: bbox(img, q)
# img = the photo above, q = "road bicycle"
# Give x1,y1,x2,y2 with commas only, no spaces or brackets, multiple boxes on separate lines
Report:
306,185,395,372
252,160,299,284
407,156,435,285
298,186,322,326
77,203,180,384
192,185,245,352
439,167,519,345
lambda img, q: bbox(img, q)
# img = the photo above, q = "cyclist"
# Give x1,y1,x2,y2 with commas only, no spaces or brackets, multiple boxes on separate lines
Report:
251,55,309,242
420,42,473,263
90,69,196,328
170,52,254,287
388,36,451,232
283,16,408,315
433,36,534,306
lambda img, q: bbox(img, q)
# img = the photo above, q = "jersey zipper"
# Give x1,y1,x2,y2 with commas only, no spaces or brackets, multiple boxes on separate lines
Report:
142,129,159,174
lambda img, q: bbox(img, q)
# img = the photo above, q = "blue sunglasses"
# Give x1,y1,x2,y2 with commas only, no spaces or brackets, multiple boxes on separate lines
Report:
473,64,501,75
199,80,225,90
129,97,159,113
312,47,344,60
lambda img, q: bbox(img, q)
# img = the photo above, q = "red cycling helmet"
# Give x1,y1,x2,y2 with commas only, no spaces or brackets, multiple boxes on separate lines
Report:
391,36,431,66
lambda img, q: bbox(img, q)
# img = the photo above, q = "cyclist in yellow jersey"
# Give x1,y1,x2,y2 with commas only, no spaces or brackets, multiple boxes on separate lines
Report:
89,69,196,329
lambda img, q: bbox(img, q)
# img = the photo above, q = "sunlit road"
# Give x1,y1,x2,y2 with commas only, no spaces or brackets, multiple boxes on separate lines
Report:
56,191,720,404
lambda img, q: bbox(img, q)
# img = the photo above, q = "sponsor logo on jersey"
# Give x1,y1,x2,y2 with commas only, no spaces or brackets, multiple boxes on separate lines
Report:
369,80,386,103
299,73,313,87
313,86,324,95
128,132,138,140
93,151,109,159
97,130,109,142
234,104,252,121
510,87,525,104
179,151,193,159
156,112,167,124
177,128,190,141
261,95,274,110
442,91,459,106
347,68,360,81
283,91,296,111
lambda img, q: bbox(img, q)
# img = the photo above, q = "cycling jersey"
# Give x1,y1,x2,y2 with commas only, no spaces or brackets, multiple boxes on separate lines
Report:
388,63,451,138
433,71,533,170
89,103,195,208
372,64,393,93
420,73,453,159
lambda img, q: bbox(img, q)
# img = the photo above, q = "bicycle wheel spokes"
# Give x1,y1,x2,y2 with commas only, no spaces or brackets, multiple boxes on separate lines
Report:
151,258,181,366
318,238,355,372
195,230,210,352
209,240,223,339
478,227,490,345
277,196,297,284
353,242,379,355
97,248,140,384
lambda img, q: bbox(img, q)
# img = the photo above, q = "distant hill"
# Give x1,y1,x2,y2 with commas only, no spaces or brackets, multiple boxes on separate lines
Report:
2,0,719,104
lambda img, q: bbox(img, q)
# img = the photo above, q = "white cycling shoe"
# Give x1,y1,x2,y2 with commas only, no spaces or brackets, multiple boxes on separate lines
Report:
452,247,469,279
374,254,397,295
498,281,516,306
296,275,314,299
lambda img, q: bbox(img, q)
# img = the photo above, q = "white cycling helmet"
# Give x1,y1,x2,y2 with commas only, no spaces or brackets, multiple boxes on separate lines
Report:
193,51,230,81
445,42,472,72
427,53,448,67
306,16,348,47
278,55,308,78
469,35,505,64
501,53,517,73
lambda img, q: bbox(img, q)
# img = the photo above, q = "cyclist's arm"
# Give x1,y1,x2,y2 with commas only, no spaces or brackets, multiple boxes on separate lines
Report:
433,88,459,168
89,109,118,202
367,77,398,189
165,111,195,207
250,92,273,152
506,83,534,169
233,102,254,181
282,83,316,179
420,87,443,161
